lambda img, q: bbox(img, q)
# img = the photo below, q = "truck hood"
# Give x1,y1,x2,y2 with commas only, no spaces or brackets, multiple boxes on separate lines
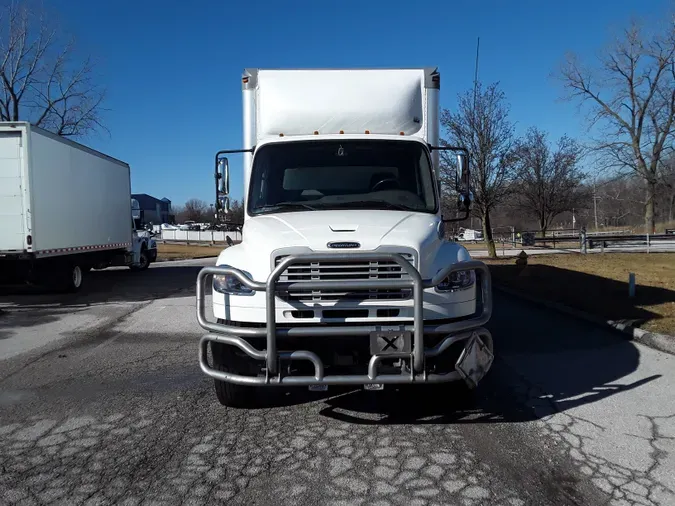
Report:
243,209,439,252
221,210,443,279
216,209,478,282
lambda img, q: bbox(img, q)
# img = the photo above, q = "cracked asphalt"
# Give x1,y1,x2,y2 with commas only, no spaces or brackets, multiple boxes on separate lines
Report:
1,258,674,505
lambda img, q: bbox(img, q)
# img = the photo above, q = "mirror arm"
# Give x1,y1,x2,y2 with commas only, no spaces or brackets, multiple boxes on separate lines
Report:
215,148,254,161
428,144,470,191
429,144,468,154
214,148,254,194
214,148,253,222
442,209,470,223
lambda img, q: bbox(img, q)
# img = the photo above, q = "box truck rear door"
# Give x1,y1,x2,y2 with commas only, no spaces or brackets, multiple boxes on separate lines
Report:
0,131,25,252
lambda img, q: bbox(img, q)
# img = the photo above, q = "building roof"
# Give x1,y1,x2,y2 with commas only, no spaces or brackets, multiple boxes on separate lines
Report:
131,193,172,209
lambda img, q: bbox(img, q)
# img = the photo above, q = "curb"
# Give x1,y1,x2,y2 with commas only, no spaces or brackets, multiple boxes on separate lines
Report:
493,284,675,356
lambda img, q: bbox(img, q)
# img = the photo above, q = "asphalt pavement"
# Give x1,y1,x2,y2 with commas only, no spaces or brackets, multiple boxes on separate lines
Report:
1,258,674,506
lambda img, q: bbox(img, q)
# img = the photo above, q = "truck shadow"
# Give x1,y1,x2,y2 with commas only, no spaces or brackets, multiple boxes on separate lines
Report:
0,262,210,339
315,290,662,425
0,262,210,302
489,262,675,329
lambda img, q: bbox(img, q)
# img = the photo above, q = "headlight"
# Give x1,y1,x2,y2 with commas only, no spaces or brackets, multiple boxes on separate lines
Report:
436,269,476,292
213,267,254,295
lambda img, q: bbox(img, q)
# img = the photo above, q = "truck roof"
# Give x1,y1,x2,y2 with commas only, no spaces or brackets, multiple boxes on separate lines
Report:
254,133,430,148
0,122,130,168
243,68,439,142
242,67,440,87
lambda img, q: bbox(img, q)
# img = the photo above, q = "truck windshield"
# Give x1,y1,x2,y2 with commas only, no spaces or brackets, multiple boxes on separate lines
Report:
247,139,437,215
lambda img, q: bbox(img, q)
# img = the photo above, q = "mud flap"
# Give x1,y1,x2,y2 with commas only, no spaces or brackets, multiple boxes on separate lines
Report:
455,333,494,389
364,383,384,391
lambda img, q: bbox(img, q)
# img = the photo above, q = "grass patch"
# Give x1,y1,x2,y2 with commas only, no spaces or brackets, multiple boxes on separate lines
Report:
485,253,675,335
156,243,225,261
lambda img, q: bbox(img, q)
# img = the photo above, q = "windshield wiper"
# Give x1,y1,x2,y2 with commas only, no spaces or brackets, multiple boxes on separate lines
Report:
256,202,317,212
330,200,411,211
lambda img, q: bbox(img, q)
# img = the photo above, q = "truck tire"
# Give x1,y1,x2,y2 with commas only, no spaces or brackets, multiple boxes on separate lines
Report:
130,248,150,271
211,341,258,408
60,263,84,293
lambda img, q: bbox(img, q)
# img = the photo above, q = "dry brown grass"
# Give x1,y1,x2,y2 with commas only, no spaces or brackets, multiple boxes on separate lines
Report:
485,253,675,335
593,220,675,235
461,242,488,250
156,243,225,261
460,240,577,252
461,241,518,251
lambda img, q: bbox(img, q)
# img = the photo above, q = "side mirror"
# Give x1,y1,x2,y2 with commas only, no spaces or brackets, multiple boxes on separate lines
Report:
217,157,230,196
455,153,472,213
457,191,474,211
456,153,470,193
431,145,473,223
216,156,230,219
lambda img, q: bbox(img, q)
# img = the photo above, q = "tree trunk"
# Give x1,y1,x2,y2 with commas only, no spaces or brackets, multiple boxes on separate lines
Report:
669,191,674,223
645,180,656,234
538,210,549,237
482,208,497,258
11,97,19,122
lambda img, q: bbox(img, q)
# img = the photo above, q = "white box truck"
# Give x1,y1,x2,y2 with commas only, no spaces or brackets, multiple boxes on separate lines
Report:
0,122,157,292
196,68,493,407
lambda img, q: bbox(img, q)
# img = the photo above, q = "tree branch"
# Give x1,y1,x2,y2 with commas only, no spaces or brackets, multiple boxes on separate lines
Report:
0,1,107,138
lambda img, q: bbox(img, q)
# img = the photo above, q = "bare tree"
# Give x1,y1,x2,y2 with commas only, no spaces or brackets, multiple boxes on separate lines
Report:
592,175,638,228
659,155,675,222
183,198,209,222
227,199,245,226
440,81,517,257
513,127,587,235
0,1,106,137
558,17,675,233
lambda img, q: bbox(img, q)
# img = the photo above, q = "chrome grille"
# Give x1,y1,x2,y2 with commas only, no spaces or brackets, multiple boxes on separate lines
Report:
275,253,415,302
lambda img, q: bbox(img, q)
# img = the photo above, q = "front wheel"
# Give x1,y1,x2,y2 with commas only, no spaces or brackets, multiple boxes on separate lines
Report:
130,249,150,271
211,342,260,408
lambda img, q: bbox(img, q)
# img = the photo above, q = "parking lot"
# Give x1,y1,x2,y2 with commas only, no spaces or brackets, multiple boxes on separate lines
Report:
1,258,674,505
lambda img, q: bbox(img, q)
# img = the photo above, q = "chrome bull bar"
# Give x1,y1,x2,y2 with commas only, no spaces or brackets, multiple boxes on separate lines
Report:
196,253,492,385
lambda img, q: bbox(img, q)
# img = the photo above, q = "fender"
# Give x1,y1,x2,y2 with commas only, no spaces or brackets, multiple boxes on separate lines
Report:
426,240,474,280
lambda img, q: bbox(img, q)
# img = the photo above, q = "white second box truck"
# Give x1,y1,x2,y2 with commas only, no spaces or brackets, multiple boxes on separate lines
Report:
0,122,157,292
196,68,493,407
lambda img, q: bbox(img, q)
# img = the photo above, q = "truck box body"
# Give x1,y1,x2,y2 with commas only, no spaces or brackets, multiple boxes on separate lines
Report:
240,68,440,202
0,123,132,256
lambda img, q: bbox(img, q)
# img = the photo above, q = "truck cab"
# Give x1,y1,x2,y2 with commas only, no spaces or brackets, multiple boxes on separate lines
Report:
197,68,493,407
130,198,157,269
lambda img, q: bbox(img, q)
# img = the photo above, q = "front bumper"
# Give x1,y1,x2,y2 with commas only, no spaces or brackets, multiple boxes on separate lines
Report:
196,252,493,387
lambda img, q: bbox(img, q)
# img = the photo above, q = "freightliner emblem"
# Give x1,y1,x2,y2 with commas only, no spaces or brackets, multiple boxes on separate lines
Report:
327,241,361,249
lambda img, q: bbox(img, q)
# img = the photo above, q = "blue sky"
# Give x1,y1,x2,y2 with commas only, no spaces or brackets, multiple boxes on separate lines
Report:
47,0,670,207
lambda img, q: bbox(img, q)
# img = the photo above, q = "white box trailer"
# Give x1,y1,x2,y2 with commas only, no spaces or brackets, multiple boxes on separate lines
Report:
196,68,493,408
0,122,157,291
457,228,483,242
